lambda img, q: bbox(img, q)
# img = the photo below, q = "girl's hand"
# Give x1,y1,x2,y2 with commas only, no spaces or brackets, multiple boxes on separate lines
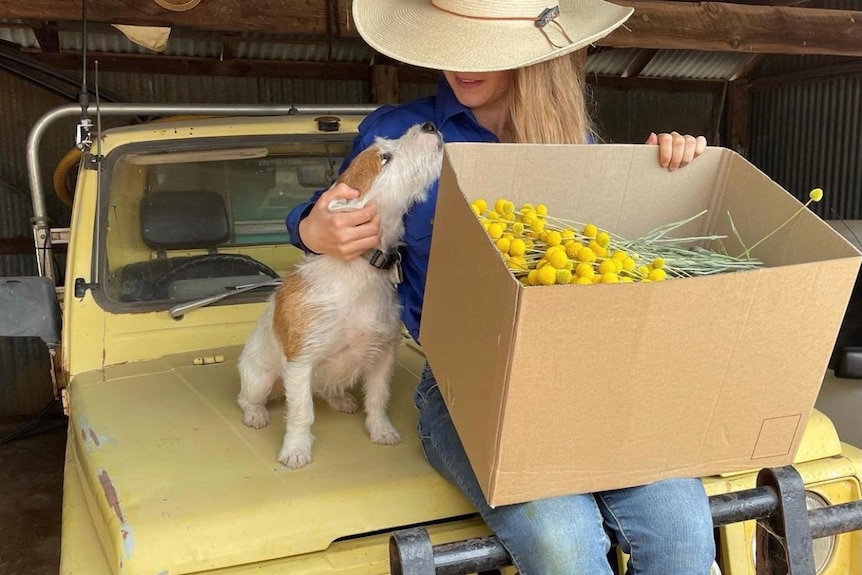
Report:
645,132,707,171
298,183,380,259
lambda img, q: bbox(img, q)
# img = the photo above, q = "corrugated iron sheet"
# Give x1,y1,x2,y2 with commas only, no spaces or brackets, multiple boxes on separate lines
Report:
750,76,862,219
640,50,752,80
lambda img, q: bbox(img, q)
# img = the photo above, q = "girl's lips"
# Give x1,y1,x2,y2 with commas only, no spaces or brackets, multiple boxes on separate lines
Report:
455,77,483,87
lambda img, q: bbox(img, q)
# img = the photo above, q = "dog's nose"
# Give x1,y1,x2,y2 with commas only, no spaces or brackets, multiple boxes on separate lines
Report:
421,121,437,133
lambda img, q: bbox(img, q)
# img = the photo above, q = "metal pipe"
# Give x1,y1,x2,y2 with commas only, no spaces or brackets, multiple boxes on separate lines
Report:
26,102,378,223
810,499,862,539
390,484,862,575
710,485,778,526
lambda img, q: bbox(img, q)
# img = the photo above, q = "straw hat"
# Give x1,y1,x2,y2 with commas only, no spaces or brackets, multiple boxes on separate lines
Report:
352,0,634,72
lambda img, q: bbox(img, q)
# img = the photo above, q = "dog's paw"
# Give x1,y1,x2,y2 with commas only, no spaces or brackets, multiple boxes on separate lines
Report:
242,405,270,429
368,419,402,446
279,448,312,469
278,433,313,469
326,391,359,414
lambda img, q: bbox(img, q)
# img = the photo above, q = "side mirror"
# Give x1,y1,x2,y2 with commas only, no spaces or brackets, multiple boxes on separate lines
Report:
0,277,61,345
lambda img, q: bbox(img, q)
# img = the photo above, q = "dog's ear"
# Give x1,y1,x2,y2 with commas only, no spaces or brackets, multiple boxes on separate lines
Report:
335,144,385,201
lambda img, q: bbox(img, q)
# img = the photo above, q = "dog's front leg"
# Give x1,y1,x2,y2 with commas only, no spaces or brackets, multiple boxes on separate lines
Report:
362,346,401,445
278,358,316,469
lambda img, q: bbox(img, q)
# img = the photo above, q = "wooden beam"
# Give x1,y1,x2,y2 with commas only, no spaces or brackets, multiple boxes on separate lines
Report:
31,23,60,52
621,49,659,78
0,0,333,35
725,79,750,156
604,1,862,56
1,1,860,56
371,64,398,104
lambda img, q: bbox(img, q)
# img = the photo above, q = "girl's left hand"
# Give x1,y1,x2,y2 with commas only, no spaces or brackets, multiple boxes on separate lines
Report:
645,131,707,171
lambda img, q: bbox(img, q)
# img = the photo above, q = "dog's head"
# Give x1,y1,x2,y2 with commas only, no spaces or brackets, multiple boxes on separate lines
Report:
327,122,443,216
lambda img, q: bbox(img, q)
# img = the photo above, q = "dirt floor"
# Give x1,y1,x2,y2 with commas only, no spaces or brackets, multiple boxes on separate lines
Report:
0,400,67,575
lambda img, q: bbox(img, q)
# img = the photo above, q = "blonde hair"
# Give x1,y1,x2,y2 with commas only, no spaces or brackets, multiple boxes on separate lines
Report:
508,50,596,145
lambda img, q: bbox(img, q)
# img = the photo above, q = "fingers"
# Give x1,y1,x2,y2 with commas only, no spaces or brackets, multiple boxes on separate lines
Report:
644,132,659,146
653,132,708,171
298,183,381,259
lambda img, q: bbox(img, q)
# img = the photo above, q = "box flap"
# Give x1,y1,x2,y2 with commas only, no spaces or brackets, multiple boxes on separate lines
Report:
420,152,522,491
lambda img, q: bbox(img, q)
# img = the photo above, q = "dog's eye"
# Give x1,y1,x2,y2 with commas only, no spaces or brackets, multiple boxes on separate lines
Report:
380,152,392,166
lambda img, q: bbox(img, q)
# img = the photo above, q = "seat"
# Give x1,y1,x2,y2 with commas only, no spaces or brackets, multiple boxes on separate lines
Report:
118,190,278,302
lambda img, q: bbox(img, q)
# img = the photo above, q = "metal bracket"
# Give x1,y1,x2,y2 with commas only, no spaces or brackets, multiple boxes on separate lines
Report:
755,467,815,575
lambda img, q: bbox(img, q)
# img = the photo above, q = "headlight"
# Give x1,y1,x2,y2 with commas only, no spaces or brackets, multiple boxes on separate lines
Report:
806,491,836,574
750,490,836,574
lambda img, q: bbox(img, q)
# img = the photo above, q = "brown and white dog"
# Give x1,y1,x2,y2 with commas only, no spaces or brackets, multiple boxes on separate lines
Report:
237,122,443,469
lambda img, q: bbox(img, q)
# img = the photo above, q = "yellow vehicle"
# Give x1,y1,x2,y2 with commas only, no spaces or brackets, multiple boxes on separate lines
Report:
4,104,861,575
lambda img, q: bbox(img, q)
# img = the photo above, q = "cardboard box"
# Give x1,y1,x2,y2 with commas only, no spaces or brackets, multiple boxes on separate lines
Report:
419,143,862,507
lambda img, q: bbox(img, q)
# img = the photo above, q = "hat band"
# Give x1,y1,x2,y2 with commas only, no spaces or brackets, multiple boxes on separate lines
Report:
429,2,575,50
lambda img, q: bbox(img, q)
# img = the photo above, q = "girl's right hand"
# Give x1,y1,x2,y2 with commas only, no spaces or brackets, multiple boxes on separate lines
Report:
298,183,380,260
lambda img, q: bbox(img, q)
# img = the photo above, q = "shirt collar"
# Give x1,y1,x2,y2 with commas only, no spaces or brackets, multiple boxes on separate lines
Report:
434,75,474,132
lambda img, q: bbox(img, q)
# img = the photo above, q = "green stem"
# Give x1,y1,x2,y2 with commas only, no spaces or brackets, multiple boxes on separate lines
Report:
741,200,811,259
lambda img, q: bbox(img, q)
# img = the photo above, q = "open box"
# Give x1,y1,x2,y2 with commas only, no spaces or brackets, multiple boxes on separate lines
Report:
419,143,862,507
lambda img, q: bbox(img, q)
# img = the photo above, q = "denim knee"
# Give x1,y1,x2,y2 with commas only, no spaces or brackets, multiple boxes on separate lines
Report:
599,478,716,574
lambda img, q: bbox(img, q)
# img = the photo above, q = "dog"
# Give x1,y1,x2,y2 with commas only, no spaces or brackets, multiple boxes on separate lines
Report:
237,122,443,469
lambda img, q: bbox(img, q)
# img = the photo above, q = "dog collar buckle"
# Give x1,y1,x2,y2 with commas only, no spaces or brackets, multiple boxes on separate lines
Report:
364,248,400,269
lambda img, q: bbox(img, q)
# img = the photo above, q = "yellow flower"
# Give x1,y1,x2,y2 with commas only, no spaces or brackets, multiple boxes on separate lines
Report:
521,203,534,212
561,229,575,242
622,257,636,272
636,265,650,278
809,188,823,202
509,238,526,257
588,240,607,258
652,258,665,270
512,222,525,235
494,199,508,215
575,262,595,279
565,241,582,259
531,218,546,233
471,204,481,216
583,223,598,239
575,276,593,285
488,210,501,220
598,259,616,275
648,268,667,281
576,246,597,263
556,269,573,284
527,269,539,286
546,230,562,247
536,204,548,216
537,265,557,285
508,256,528,271
547,248,569,270
496,237,511,253
487,223,505,239
601,271,620,283
472,198,488,214
596,231,611,248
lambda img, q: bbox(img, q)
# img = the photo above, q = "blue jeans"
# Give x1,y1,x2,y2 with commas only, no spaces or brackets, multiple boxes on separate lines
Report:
414,364,716,575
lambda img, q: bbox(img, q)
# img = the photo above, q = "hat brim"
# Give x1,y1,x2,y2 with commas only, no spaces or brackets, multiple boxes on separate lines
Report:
352,0,634,72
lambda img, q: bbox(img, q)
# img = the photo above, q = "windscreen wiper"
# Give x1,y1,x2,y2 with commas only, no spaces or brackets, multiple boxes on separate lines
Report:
168,278,282,319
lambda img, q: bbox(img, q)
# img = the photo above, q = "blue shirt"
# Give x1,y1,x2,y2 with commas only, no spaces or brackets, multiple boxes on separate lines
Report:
285,75,499,343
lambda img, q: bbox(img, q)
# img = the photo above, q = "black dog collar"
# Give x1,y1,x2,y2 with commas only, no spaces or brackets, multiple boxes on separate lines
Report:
363,248,401,270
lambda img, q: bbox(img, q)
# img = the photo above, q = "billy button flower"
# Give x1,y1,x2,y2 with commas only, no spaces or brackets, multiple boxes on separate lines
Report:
739,187,824,259
537,265,558,286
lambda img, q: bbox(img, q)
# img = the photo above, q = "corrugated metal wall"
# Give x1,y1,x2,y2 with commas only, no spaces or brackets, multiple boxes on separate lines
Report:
749,73,862,219
1,70,71,418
